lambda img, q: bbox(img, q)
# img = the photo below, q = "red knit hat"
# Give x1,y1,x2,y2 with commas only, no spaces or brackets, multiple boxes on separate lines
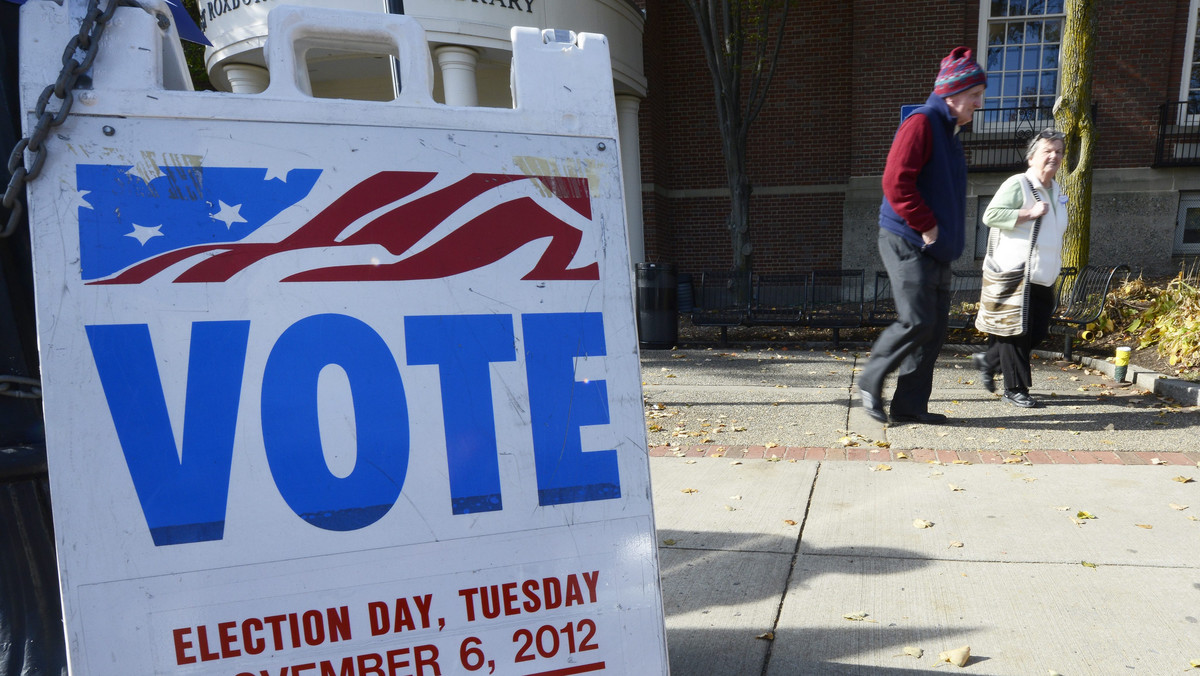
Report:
934,47,987,97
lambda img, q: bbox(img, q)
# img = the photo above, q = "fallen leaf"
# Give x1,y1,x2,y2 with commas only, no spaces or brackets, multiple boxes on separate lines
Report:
681,488,698,494
948,541,964,548
766,455,782,462
1076,510,1097,519
1189,516,1200,521
730,460,743,466
755,632,774,641
898,646,923,658
1136,523,1153,529
913,519,934,529
937,645,971,667
1151,458,1166,465
661,539,677,546
765,442,780,449
723,505,735,511
948,483,964,492
783,519,798,526
1003,456,1024,464
729,495,742,500
1170,503,1189,511
1081,560,1098,568
952,459,972,465
1189,658,1200,669
896,452,910,459
872,464,893,472
843,612,875,622
1174,476,1195,483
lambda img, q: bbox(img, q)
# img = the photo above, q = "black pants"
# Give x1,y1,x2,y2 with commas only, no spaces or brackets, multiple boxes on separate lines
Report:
981,282,1055,394
859,229,951,416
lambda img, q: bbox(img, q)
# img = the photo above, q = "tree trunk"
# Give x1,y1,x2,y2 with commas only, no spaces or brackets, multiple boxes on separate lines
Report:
1053,0,1097,272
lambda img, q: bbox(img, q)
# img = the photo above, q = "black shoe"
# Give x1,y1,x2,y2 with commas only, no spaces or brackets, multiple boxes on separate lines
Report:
1001,390,1039,408
972,352,996,393
859,387,887,423
890,412,949,425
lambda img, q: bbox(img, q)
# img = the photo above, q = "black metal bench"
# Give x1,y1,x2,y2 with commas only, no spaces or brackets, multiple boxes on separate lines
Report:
948,269,983,329
866,271,896,327
749,273,811,326
865,269,981,329
690,270,749,344
1049,264,1131,359
808,269,865,346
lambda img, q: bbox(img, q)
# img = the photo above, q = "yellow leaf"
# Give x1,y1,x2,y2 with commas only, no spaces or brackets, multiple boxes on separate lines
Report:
948,541,964,548
755,632,774,641
783,519,798,526
723,505,735,511
765,442,780,448
872,464,893,472
896,451,909,459
1170,503,1189,511
1076,510,1097,519
661,538,676,546
874,440,891,448
1081,560,1098,568
843,612,870,621
1136,524,1153,529
1174,476,1195,483
681,488,698,494
948,483,964,492
952,459,972,465
913,519,934,529
1151,458,1166,465
1003,456,1024,464
900,646,923,658
937,646,971,667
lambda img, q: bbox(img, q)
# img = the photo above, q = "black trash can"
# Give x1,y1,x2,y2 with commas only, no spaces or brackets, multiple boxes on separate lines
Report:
635,262,678,349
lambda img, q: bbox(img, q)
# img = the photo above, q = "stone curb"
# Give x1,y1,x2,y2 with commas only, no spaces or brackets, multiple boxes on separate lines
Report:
1052,349,1200,407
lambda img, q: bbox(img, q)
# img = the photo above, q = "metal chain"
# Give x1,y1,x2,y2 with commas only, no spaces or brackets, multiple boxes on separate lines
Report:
0,0,129,400
2,0,126,238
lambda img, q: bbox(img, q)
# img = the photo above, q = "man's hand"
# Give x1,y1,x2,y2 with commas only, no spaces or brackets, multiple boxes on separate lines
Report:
921,225,939,246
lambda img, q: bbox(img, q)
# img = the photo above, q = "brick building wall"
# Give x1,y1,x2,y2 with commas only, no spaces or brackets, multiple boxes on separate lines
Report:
639,0,1199,278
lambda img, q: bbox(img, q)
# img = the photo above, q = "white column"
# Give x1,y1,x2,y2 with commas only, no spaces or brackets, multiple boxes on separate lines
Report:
223,63,269,94
434,45,479,107
615,93,645,266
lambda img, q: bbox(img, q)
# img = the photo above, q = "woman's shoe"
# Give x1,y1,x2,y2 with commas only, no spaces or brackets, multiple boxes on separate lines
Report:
1001,390,1039,408
971,352,996,393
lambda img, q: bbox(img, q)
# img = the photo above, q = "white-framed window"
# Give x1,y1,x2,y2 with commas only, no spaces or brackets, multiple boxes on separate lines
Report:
1176,193,1200,254
1180,0,1200,116
976,0,1065,127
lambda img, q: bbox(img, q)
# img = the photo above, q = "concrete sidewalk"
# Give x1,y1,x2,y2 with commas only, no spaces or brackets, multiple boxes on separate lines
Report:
642,346,1200,675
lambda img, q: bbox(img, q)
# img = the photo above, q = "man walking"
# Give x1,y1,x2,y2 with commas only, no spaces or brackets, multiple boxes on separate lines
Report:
857,47,986,425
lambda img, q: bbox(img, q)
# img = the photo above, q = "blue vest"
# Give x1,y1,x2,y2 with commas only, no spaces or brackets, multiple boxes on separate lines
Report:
878,92,966,264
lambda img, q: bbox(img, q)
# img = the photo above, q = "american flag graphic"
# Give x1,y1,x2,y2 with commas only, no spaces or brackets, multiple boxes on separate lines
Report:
76,165,600,284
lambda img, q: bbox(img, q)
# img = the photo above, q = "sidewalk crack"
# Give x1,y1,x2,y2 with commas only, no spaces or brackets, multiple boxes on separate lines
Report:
759,459,821,675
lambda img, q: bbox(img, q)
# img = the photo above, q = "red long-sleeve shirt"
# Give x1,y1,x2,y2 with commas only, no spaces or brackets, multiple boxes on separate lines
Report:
881,113,937,233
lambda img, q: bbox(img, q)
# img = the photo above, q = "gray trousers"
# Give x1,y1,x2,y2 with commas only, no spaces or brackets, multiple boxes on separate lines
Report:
858,229,952,416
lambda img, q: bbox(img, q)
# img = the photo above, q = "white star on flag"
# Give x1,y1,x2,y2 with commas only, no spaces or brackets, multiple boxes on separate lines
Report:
125,163,166,185
211,201,248,228
125,223,164,246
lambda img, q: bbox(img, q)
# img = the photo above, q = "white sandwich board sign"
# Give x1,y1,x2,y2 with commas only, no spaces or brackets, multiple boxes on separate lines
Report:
19,3,667,674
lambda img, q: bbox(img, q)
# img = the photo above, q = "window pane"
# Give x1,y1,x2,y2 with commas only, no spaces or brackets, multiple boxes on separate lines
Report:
1041,71,1057,95
1003,97,1019,110
1003,73,1020,96
986,76,1000,98
1190,70,1200,91
1042,45,1059,68
989,23,1006,46
1008,22,1024,44
1022,73,1038,96
1044,19,1062,42
1025,21,1042,43
1185,208,1200,243
1028,0,1045,15
1024,46,1041,70
1045,0,1064,12
988,46,1004,71
1006,46,1022,70
992,0,1007,17
1008,0,1027,16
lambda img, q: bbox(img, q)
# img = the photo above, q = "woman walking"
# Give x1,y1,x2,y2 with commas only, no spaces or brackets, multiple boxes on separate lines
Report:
973,128,1068,407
